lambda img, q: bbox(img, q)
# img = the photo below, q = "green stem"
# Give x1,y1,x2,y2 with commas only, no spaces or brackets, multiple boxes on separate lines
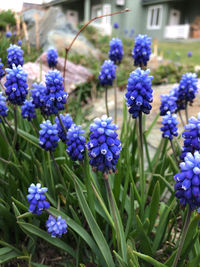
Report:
178,110,185,128
172,208,192,267
57,113,67,136
185,102,189,124
138,112,145,216
105,87,109,117
104,173,120,251
50,152,66,190
114,76,117,124
48,152,55,197
170,139,179,166
13,105,18,150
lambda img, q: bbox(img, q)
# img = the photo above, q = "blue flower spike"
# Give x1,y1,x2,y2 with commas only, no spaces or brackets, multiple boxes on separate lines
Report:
125,68,153,118
46,215,67,238
27,183,50,215
5,32,12,38
66,124,86,161
178,72,198,106
160,111,179,141
180,113,200,160
132,34,152,67
98,60,116,86
39,120,59,151
47,48,58,69
7,44,24,68
55,114,74,142
0,92,8,122
160,94,177,116
109,38,123,64
86,115,121,174
21,100,36,121
45,70,68,115
113,23,119,29
5,65,28,105
174,151,200,211
0,59,5,80
30,82,47,109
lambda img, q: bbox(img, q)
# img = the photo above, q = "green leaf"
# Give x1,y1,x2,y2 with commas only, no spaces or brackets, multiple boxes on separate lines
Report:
74,179,115,267
149,181,160,233
144,112,160,137
0,247,21,264
135,215,153,256
131,250,167,267
113,250,128,267
18,221,75,257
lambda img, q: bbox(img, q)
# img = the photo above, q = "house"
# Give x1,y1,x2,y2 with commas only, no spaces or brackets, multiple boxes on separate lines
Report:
44,0,200,40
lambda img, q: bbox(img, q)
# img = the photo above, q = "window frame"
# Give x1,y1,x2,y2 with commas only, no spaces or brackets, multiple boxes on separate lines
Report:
147,5,163,30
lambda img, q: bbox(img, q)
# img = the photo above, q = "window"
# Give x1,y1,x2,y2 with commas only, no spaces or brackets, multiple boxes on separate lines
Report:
92,5,103,23
147,5,163,30
116,0,125,6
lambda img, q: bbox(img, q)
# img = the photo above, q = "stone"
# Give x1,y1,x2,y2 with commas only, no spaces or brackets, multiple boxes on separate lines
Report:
23,8,45,28
22,53,93,93
27,7,100,57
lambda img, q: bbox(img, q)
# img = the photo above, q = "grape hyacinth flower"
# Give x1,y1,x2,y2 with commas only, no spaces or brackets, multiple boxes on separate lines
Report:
5,32,12,38
21,100,36,121
39,120,59,151
7,44,24,68
27,183,50,215
113,22,119,29
5,65,28,105
187,51,192,57
98,60,116,86
86,115,121,173
45,70,68,115
55,114,74,142
170,87,185,111
132,34,152,67
174,151,200,210
18,40,22,46
124,29,128,35
108,38,123,64
0,92,8,122
47,48,58,69
178,73,198,106
180,113,200,160
66,124,86,161
125,68,153,118
160,94,177,116
46,215,67,238
30,83,47,109
0,59,4,80
160,112,178,140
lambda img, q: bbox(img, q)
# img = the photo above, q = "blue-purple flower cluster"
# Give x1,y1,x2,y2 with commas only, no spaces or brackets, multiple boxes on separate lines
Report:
86,115,121,173
178,73,198,106
27,183,50,215
7,44,24,68
160,112,178,140
98,60,116,86
5,32,12,38
132,34,151,67
39,120,59,151
55,114,74,142
30,83,46,109
160,94,177,116
125,68,153,118
174,151,200,210
113,23,119,29
108,38,123,64
66,124,86,161
46,215,67,238
0,59,4,80
180,114,200,160
45,70,68,115
5,65,28,105
47,48,58,69
21,100,36,121
0,92,8,122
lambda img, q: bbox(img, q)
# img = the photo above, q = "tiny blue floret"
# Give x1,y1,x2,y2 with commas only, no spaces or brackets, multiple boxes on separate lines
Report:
98,60,116,86
109,38,123,64
7,44,24,68
39,120,59,151
46,215,67,238
66,124,86,161
21,100,36,121
27,183,50,215
47,48,58,69
160,111,178,140
0,92,8,122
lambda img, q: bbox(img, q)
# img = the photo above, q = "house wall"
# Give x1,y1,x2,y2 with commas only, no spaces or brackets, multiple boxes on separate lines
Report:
60,0,84,21
141,2,169,40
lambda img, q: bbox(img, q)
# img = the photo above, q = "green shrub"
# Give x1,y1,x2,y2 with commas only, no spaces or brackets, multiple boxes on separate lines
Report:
0,10,16,30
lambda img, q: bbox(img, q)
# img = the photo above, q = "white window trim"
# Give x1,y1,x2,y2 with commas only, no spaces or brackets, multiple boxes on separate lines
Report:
91,4,102,22
147,5,163,30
